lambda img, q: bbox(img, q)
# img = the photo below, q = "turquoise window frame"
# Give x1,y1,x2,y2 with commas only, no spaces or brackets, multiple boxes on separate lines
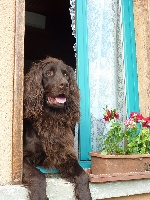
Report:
121,0,140,116
76,0,91,168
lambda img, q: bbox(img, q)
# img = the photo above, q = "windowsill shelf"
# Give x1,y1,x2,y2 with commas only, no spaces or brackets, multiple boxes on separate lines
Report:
89,171,150,183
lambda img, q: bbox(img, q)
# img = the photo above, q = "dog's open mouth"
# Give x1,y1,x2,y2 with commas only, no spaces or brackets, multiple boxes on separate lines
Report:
47,94,66,106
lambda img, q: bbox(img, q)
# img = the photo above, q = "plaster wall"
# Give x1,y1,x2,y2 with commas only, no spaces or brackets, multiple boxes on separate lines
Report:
134,0,150,116
0,0,15,184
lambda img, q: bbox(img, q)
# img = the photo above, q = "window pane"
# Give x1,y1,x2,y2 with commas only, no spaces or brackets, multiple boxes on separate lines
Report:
87,0,125,152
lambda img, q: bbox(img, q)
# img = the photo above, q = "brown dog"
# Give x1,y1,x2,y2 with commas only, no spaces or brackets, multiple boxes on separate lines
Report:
23,57,92,200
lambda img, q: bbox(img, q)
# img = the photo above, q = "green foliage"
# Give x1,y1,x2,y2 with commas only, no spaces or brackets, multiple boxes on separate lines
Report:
100,123,150,155
100,122,125,155
125,126,150,154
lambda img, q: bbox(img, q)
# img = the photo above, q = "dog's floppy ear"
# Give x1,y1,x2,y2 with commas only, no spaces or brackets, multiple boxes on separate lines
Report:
68,67,79,97
24,62,44,119
66,66,80,124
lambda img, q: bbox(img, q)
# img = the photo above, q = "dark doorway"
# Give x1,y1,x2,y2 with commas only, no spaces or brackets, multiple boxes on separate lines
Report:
24,0,76,73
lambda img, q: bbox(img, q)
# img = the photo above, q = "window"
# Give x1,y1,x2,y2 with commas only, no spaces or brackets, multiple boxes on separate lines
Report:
76,0,139,169
24,0,139,171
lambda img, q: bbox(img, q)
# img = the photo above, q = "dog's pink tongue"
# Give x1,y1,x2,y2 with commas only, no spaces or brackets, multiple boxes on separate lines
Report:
56,97,66,103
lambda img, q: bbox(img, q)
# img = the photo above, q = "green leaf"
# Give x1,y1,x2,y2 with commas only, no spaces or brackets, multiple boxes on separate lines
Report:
101,150,108,155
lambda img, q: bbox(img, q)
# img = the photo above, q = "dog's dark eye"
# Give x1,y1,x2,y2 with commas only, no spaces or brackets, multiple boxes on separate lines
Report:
46,70,54,77
63,71,69,79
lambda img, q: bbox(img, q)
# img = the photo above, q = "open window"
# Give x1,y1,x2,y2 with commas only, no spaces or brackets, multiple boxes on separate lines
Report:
25,0,76,73
24,0,140,173
24,0,91,171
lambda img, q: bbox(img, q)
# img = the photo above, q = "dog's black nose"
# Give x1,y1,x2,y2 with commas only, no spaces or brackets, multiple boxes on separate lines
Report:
60,82,69,89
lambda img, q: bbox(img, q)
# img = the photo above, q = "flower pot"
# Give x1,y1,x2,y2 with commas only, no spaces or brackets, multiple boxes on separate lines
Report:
89,152,150,175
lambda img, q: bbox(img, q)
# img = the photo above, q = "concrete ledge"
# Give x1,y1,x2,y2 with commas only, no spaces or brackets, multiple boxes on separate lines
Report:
1,178,150,200
46,178,75,200
90,179,150,199
0,184,29,200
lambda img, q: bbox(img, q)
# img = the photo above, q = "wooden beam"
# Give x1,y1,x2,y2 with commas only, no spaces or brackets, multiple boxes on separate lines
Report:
12,0,25,183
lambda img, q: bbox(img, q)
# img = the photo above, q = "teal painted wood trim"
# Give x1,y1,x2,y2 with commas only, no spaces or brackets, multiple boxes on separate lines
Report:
37,167,59,174
121,0,140,116
37,161,91,174
76,0,91,161
79,161,91,169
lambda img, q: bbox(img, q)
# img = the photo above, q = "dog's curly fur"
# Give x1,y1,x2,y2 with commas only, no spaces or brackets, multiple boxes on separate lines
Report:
23,57,92,200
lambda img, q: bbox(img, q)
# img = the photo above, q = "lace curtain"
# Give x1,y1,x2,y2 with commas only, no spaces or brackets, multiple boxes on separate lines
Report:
87,0,125,151
70,0,125,152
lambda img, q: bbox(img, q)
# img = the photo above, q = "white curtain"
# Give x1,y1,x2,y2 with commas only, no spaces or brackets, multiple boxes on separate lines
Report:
70,0,125,152
87,0,125,151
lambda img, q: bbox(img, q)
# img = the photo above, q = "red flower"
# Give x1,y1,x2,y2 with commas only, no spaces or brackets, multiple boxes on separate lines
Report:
103,116,110,121
114,112,119,119
142,117,150,128
103,105,150,131
142,121,149,128
107,110,111,117
103,109,120,121
130,112,143,122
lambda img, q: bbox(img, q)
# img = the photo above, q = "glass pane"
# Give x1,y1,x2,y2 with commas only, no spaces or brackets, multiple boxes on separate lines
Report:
87,0,125,152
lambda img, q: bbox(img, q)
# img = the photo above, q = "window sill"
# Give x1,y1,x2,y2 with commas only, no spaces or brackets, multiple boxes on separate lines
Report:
89,171,150,183
47,176,150,199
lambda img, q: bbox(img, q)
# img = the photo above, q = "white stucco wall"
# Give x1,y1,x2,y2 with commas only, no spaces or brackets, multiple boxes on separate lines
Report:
0,0,15,184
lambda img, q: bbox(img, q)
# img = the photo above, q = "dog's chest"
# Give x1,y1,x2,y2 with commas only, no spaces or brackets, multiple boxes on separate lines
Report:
34,117,75,160
34,117,73,142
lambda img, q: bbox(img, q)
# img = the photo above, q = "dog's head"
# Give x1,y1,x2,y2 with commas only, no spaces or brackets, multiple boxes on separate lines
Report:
42,59,70,109
24,57,80,119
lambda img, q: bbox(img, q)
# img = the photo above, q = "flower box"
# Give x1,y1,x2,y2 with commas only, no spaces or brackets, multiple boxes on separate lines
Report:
89,152,150,175
89,106,150,182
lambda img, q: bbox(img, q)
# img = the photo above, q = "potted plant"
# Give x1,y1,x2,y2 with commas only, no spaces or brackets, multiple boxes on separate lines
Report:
89,105,150,176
